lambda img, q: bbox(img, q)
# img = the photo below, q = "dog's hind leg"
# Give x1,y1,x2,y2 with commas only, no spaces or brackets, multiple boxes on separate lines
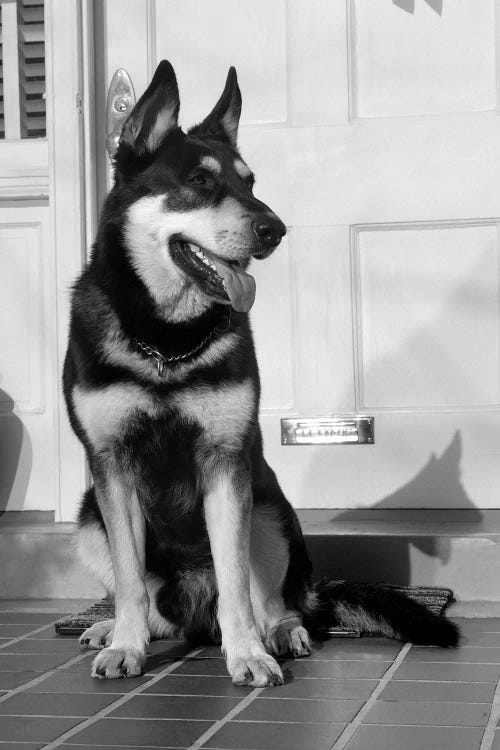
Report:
80,619,115,650
77,511,176,650
78,587,177,651
145,574,180,640
76,513,116,650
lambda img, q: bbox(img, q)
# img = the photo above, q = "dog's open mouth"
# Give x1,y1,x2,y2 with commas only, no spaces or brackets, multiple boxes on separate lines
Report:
170,240,256,313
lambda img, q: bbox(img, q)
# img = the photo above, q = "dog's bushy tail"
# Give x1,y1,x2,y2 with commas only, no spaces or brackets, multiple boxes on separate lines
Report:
304,580,460,647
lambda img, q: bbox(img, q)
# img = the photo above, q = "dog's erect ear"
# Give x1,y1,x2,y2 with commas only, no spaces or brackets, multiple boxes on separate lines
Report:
189,67,241,147
120,60,180,155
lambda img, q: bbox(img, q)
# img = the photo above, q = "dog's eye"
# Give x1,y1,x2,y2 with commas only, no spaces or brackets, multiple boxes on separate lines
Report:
189,173,208,186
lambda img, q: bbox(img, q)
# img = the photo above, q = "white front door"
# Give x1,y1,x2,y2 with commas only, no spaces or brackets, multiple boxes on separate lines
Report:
0,0,86,520
99,0,500,510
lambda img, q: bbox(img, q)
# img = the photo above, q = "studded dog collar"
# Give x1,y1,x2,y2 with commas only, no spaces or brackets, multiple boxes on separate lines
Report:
132,309,232,377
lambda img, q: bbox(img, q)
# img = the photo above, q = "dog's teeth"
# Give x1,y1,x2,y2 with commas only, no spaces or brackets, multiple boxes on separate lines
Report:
188,244,218,273
201,255,217,271
194,248,211,265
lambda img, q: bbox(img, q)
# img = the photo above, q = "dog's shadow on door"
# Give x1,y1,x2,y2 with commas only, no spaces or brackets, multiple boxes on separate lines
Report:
393,0,443,16
305,430,482,586
0,386,32,512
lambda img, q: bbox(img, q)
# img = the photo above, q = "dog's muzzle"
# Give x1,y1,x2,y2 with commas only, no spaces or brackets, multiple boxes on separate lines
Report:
252,215,287,259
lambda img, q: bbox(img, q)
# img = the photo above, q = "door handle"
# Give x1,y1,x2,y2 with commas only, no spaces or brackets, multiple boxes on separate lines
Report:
105,69,136,157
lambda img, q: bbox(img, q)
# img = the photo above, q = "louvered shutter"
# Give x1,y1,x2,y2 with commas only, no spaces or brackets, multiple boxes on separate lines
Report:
0,6,4,138
0,0,45,140
18,0,45,137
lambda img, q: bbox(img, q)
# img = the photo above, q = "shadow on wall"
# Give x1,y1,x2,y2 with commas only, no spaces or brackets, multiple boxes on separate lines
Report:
306,430,483,586
0,387,32,512
393,0,443,15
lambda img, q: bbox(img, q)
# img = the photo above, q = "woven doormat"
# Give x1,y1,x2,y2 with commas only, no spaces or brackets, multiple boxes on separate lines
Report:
54,585,455,638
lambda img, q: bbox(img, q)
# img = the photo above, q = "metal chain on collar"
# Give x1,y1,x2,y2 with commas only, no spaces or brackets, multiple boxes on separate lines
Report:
131,309,232,378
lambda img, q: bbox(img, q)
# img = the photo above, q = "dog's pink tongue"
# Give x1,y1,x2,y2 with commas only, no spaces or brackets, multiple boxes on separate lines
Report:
212,258,256,313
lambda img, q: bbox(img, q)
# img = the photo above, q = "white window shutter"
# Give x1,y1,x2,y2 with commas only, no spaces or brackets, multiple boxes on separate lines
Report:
0,0,45,140
0,6,4,138
18,0,45,138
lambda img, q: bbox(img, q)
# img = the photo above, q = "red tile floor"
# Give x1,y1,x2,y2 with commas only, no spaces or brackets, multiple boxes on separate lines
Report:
0,602,499,750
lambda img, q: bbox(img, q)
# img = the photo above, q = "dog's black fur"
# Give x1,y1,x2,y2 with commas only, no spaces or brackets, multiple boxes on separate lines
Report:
63,61,459,686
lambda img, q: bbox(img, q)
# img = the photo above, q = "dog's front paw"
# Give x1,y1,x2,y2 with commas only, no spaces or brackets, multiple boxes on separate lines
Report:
227,651,283,687
91,647,145,679
267,619,312,658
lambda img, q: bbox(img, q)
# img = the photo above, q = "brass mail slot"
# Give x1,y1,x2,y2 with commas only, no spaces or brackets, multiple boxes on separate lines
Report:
281,416,374,445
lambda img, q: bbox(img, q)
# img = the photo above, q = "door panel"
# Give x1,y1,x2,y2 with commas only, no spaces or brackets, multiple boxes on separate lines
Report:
0,223,44,412
250,238,295,413
354,0,496,117
101,0,500,508
0,205,56,511
292,225,355,415
153,0,288,128
0,0,88,518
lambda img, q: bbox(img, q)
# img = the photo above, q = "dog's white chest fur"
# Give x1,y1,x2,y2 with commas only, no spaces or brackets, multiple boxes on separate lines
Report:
72,378,255,453
72,384,157,450
172,379,256,450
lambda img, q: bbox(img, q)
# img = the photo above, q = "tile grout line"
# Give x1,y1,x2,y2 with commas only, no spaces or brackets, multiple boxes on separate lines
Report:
329,641,413,750
479,666,500,750
39,646,206,750
186,683,265,750
0,652,92,704
183,648,395,750
0,619,64,650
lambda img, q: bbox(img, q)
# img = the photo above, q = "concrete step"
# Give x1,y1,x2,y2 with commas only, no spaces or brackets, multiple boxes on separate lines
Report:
297,508,500,604
0,512,104,599
1,509,499,604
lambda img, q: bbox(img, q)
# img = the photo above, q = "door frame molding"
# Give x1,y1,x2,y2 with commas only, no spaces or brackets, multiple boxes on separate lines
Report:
46,0,91,521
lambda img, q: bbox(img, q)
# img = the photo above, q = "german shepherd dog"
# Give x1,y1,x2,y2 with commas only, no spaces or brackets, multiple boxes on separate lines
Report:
63,61,459,687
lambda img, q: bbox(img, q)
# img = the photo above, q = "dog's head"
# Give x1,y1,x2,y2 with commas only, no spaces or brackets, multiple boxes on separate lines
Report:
112,60,286,317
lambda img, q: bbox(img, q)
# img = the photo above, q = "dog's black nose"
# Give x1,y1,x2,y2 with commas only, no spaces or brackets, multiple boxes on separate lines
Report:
252,216,287,255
